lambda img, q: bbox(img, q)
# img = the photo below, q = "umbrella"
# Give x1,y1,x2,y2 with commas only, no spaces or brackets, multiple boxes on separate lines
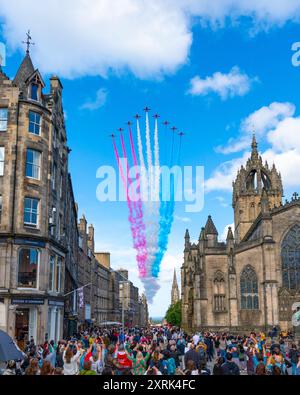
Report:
0,330,25,362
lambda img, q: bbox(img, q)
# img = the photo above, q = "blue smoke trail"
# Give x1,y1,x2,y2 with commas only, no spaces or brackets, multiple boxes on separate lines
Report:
152,129,181,278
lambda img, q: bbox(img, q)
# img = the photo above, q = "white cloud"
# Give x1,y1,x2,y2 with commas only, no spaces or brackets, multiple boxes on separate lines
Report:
242,102,295,135
267,116,300,152
1,1,300,79
187,66,256,100
216,196,229,207
206,102,300,192
206,153,248,192
174,215,191,223
216,102,295,154
80,88,108,111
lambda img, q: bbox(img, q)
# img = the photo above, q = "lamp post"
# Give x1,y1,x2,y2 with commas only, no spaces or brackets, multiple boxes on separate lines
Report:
120,282,125,338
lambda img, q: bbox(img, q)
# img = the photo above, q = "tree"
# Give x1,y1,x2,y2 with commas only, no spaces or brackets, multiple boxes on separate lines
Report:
165,300,182,327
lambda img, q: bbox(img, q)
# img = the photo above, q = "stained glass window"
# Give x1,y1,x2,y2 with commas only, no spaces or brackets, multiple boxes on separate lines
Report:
240,265,259,310
281,225,300,290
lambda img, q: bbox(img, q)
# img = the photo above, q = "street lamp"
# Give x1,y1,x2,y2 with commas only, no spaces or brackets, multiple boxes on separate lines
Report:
119,282,125,337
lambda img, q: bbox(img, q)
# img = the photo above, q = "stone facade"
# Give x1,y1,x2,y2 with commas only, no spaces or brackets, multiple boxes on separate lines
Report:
182,137,300,334
0,55,69,346
0,53,148,346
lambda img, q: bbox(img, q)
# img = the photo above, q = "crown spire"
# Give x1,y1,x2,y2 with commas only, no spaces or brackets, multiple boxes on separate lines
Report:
251,133,258,159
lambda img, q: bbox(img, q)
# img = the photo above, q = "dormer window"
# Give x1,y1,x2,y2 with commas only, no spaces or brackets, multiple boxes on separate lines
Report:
31,83,39,101
27,72,44,103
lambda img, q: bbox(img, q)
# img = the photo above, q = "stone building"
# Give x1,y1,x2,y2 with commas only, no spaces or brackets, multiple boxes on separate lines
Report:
181,137,300,333
94,253,110,325
0,47,150,344
63,175,79,337
171,269,180,306
138,293,149,327
117,269,140,327
77,216,95,329
0,52,69,347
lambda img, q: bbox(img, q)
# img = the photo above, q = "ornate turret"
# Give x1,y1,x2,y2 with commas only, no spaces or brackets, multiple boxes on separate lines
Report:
232,136,283,242
171,269,180,305
205,216,218,247
226,226,234,241
184,229,191,252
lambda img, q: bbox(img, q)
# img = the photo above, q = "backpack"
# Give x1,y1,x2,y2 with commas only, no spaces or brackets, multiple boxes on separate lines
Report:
198,347,205,360
166,358,176,375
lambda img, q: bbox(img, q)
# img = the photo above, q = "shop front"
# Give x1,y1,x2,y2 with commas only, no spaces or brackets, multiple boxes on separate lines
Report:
47,299,64,342
11,297,44,350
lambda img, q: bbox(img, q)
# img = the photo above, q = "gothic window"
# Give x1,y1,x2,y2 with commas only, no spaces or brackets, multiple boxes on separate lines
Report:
240,265,259,310
213,271,226,312
281,225,300,291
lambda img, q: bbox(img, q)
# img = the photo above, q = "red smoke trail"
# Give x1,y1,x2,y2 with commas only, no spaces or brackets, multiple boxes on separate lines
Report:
127,122,147,274
112,137,146,277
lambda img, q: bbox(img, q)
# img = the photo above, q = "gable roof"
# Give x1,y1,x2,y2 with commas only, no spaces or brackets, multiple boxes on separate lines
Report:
13,53,35,87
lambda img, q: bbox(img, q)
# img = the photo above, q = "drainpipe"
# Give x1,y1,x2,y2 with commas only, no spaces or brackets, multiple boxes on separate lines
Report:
11,100,20,236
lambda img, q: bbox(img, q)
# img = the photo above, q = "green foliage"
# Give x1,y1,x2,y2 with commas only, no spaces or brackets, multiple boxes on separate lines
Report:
165,300,182,326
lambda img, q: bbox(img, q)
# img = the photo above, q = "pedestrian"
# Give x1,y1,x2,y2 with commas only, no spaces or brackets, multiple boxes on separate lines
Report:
40,360,53,376
221,352,240,375
63,342,81,375
213,356,225,375
25,359,39,376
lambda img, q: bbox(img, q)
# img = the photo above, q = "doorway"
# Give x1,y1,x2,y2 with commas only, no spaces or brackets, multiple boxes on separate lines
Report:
15,309,29,351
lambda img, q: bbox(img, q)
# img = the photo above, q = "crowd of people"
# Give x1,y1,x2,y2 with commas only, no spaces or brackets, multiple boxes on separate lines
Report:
1,326,300,376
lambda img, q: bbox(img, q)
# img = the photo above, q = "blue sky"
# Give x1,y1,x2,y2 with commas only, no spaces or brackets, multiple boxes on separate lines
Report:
1,1,300,317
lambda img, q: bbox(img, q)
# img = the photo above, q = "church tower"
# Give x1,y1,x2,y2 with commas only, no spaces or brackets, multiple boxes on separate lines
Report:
232,135,283,242
171,269,180,305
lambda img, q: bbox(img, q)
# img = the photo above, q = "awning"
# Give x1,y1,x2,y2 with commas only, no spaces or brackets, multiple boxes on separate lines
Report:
98,321,122,326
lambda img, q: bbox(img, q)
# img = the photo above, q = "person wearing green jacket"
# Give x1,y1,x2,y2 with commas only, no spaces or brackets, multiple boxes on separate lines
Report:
79,360,97,375
125,345,150,375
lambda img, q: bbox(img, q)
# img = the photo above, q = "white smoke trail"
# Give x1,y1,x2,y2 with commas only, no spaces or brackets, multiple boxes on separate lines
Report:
136,117,148,202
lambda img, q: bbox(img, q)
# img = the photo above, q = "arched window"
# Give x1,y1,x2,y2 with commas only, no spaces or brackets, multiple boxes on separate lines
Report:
281,225,300,291
240,265,259,310
214,271,226,312
245,170,271,192
18,248,39,289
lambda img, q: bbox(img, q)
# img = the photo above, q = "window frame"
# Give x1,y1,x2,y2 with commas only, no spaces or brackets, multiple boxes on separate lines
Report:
24,197,40,228
0,195,2,224
240,265,259,310
17,248,40,290
0,146,5,176
281,225,300,291
25,148,42,180
49,255,62,294
29,111,41,136
0,108,8,132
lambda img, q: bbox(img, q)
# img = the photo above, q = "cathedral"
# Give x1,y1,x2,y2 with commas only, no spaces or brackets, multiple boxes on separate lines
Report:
181,136,300,333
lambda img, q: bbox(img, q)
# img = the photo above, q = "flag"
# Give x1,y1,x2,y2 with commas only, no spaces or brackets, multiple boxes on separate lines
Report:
78,287,84,309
